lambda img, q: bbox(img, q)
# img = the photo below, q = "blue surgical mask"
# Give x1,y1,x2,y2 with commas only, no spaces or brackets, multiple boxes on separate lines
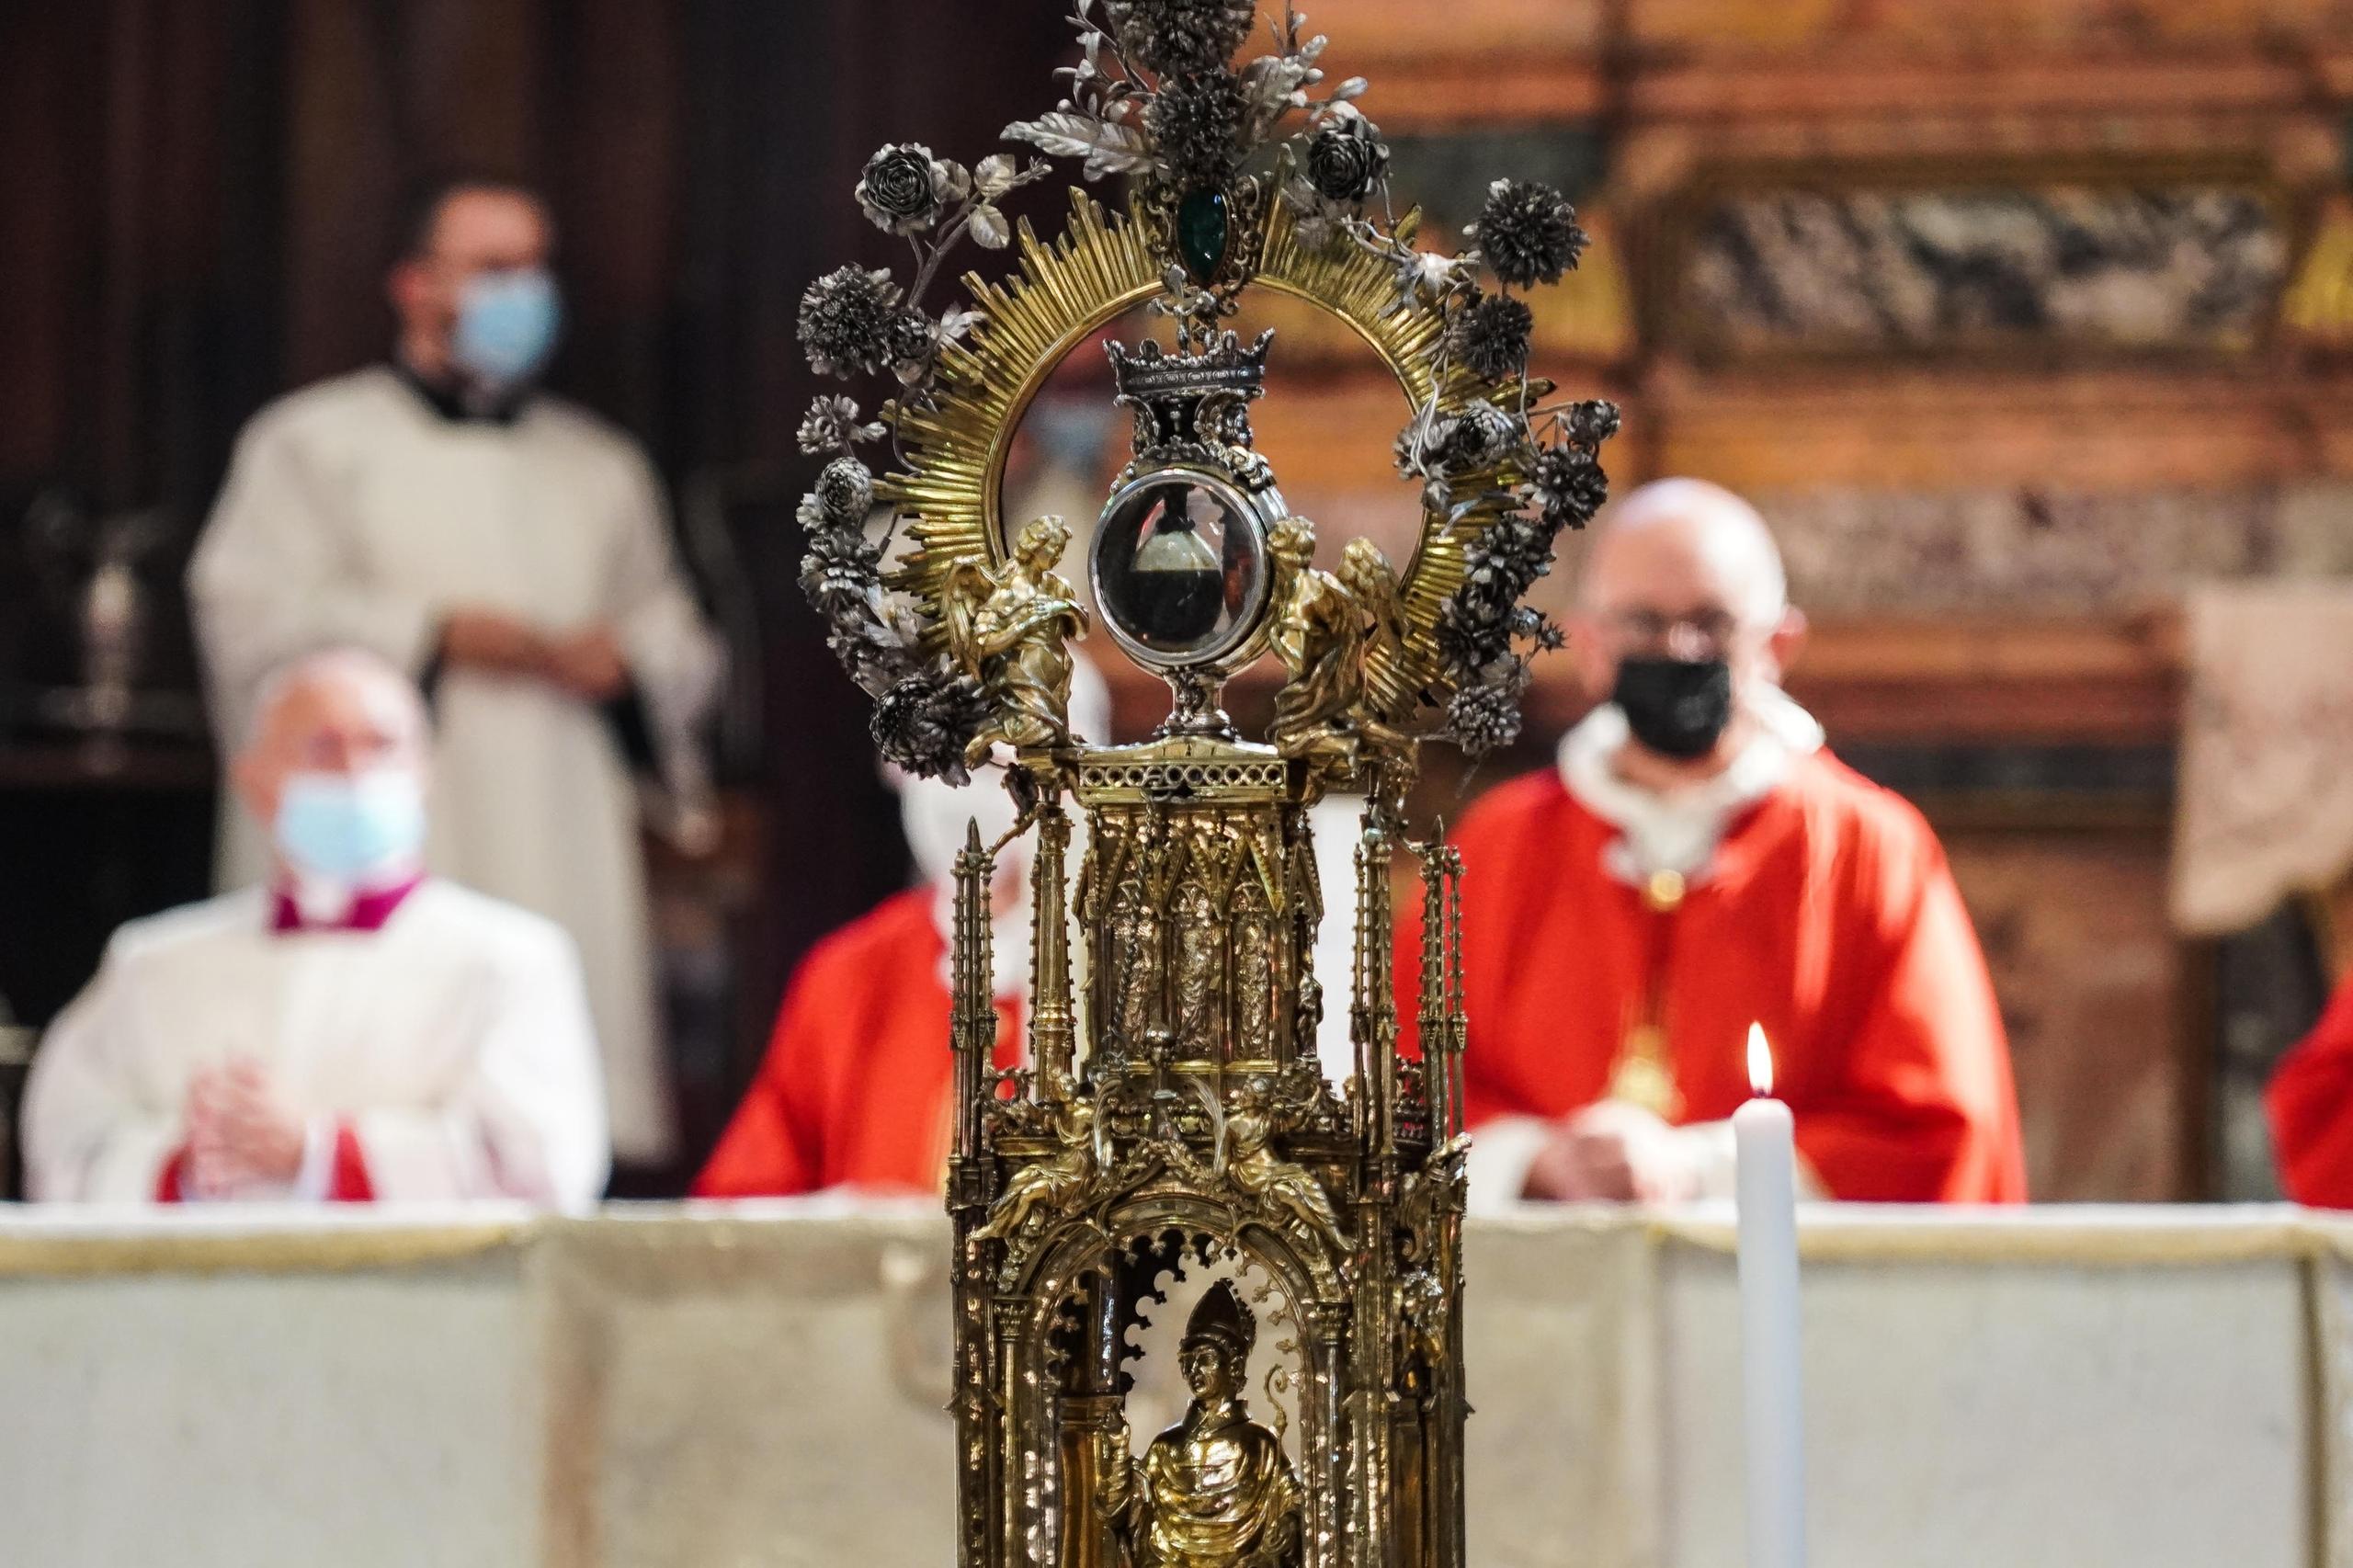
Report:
450,269,561,388
274,770,426,884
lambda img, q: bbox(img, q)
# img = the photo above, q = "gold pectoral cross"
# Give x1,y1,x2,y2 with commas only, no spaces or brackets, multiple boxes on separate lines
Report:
1605,868,1688,1119
1607,1024,1683,1120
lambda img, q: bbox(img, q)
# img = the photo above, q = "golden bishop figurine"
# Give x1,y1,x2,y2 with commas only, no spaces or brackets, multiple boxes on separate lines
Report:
1097,1281,1306,1568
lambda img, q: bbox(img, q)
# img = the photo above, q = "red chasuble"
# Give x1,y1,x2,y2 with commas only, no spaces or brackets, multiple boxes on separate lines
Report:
2267,979,2353,1208
695,888,1020,1197
1405,752,2026,1203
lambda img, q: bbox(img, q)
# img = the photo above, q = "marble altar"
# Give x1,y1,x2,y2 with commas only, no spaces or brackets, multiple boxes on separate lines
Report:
0,1202,2337,1568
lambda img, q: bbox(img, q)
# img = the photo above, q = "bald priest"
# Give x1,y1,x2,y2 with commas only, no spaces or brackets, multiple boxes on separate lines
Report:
22,650,609,1208
1404,480,2026,1210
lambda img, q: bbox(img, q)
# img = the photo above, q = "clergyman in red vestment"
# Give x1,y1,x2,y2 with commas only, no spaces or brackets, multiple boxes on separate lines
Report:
1405,480,2026,1209
695,662,1109,1196
2268,974,2353,1208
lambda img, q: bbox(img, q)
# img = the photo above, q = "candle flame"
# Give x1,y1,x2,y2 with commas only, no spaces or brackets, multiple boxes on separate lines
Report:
1746,1023,1774,1097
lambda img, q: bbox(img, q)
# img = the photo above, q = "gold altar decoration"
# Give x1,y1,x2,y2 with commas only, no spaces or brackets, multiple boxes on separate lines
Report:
790,6,1619,1564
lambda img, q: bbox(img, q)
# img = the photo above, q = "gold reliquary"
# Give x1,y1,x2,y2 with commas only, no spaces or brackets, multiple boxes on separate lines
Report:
789,8,1616,1564
938,323,1473,1568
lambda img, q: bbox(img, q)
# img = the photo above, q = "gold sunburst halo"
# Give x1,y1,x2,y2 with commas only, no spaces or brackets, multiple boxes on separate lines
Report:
878,186,1525,726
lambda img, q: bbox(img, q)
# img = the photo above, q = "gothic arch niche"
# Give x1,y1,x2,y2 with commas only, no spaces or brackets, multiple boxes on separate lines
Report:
1117,1244,1303,1470
1011,1199,1351,1568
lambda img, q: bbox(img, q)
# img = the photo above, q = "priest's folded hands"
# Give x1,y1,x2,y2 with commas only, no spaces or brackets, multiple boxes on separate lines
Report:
179,1058,313,1200
1519,1100,1738,1205
439,610,631,704
541,624,631,702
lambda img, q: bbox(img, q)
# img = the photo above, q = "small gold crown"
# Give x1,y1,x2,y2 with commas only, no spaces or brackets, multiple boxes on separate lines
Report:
1106,328,1275,465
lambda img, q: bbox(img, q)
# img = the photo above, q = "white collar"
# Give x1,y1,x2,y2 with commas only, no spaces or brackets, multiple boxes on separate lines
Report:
1558,687,1824,882
281,857,425,926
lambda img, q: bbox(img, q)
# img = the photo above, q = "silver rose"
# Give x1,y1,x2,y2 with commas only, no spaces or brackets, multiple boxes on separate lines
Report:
856,142,968,236
1304,105,1387,205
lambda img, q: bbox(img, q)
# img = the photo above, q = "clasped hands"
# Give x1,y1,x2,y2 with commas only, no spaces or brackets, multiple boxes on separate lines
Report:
1522,1099,1720,1204
440,610,630,702
181,1058,311,1199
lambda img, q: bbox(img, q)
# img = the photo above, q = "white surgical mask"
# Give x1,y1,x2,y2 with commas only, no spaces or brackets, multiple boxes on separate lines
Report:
900,767,1023,889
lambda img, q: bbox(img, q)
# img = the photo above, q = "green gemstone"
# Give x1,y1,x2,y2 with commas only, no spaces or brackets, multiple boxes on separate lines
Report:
1176,188,1230,284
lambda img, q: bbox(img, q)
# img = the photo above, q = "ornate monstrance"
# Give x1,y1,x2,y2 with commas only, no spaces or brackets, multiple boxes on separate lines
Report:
792,6,1618,1564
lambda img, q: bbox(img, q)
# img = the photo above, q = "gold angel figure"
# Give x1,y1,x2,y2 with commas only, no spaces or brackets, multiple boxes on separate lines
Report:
1267,519,1405,760
1225,1078,1350,1252
971,1096,1101,1244
1338,536,1406,667
942,515,1093,769
1097,1280,1304,1568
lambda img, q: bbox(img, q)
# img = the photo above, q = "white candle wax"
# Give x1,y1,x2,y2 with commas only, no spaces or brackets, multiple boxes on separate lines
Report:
1733,1026,1805,1568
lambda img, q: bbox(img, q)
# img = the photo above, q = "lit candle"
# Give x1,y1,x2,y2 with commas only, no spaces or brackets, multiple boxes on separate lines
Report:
1733,1022,1805,1568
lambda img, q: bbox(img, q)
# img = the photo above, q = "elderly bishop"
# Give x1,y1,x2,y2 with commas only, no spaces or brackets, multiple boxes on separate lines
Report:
22,650,609,1208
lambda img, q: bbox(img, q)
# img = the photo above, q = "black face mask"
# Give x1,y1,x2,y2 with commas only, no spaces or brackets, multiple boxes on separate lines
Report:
1612,656,1733,760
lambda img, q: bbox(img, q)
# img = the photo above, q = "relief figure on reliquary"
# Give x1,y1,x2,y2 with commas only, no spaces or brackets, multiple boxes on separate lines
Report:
1097,812,1180,1060
1230,880,1279,1062
941,513,1091,769
1171,875,1226,1060
1267,519,1406,766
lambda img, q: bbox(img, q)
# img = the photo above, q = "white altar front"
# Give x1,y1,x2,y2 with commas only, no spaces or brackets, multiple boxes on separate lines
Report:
0,1202,2338,1568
